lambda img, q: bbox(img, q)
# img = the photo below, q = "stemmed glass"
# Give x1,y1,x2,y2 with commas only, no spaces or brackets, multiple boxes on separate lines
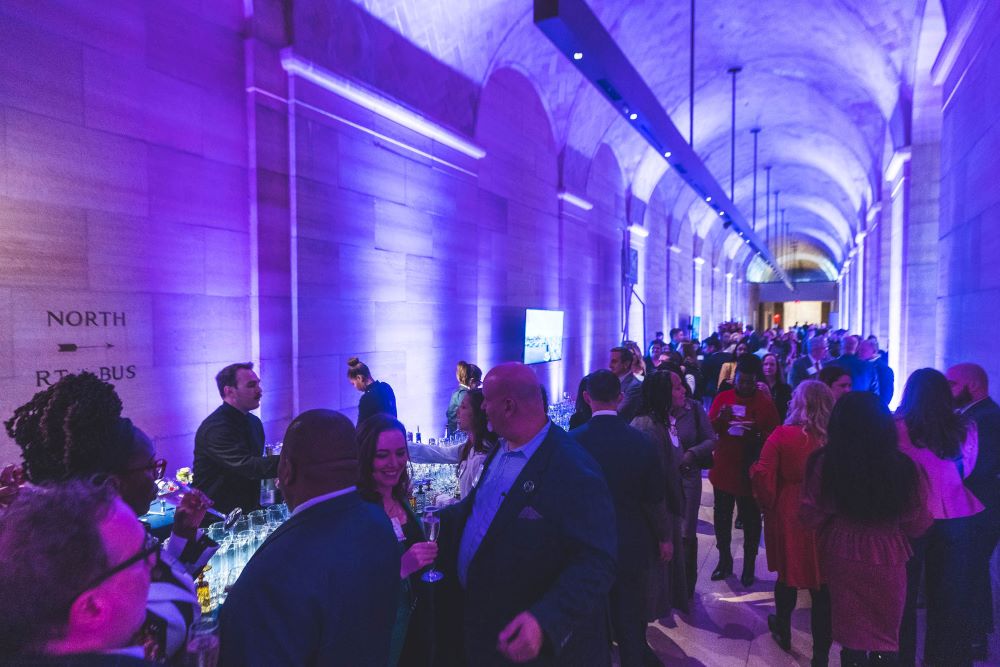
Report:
420,506,443,583
156,477,243,529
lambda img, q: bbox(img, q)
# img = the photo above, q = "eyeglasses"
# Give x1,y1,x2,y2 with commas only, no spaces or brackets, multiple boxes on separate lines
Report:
80,531,160,593
125,458,167,480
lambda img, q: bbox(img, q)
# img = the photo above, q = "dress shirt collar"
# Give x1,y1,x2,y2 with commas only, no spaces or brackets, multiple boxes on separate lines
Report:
591,410,618,417
292,486,357,516
960,396,991,415
501,421,550,459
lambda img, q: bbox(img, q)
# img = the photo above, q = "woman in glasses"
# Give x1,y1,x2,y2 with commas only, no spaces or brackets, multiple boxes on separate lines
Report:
5,372,214,663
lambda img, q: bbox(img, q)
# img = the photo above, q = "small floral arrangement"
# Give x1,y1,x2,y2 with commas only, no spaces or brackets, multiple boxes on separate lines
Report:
175,467,193,485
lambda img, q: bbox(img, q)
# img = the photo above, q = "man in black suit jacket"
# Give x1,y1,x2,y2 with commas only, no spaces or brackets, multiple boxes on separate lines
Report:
440,363,617,666
948,363,1000,657
220,409,399,667
194,363,279,513
611,346,643,424
789,335,830,388
570,370,666,667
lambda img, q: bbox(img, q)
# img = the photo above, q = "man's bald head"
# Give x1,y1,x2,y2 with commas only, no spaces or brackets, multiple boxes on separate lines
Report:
278,409,359,510
858,338,878,361
842,335,860,355
481,363,548,445
946,363,990,409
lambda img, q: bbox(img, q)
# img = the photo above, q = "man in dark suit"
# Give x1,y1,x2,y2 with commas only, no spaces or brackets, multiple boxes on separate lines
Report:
948,363,1000,658
220,409,399,667
789,335,829,387
570,370,667,667
860,338,894,406
193,362,279,514
611,346,643,424
700,337,732,409
441,363,617,666
826,335,879,393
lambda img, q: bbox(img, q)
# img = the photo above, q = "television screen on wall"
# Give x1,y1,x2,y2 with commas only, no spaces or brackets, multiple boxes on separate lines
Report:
523,309,564,365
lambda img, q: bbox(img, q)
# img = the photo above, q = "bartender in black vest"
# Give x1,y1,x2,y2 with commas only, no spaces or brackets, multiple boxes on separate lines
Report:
194,362,279,514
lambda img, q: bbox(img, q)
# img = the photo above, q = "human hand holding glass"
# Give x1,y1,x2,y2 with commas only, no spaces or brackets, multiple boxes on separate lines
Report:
420,506,443,583
156,477,243,530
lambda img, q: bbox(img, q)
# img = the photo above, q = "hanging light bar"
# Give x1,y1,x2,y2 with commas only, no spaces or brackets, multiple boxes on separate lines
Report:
534,0,791,288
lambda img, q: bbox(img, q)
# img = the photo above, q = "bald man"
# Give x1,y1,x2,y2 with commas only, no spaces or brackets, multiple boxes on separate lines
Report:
441,363,616,666
220,409,399,667
947,363,1000,658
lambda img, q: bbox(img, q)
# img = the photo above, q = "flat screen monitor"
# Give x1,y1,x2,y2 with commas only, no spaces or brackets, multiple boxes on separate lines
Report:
523,309,564,365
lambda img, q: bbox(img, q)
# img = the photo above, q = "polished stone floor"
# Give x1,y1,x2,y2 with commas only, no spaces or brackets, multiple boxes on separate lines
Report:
633,480,1000,666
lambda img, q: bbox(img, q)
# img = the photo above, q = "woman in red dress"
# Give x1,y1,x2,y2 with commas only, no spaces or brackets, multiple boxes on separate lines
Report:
751,381,835,665
708,354,780,587
800,392,932,667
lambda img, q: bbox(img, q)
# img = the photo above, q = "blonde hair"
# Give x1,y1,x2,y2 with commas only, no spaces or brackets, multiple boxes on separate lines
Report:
785,380,835,444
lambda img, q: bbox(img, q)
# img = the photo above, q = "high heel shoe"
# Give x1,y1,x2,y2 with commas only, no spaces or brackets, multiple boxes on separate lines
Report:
767,614,791,652
710,554,733,581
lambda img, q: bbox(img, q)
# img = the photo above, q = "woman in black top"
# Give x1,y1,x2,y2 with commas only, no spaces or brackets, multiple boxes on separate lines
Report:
762,353,793,421
357,414,437,667
349,357,398,423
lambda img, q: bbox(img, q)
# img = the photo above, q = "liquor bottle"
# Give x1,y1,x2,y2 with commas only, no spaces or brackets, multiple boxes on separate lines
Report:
260,444,278,507
408,488,417,511
415,484,426,514
196,569,212,614
415,426,422,443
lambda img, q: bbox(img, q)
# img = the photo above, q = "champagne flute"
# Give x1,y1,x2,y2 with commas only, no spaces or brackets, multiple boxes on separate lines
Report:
420,506,443,583
156,477,243,529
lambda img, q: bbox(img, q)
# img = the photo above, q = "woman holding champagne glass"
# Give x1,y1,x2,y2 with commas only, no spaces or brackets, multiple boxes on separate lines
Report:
358,414,438,667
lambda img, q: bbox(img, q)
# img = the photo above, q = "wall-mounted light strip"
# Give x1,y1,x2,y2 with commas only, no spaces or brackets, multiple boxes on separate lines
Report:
693,256,706,266
885,147,912,183
627,224,649,238
280,50,486,160
557,190,595,211
669,244,682,254
865,202,882,223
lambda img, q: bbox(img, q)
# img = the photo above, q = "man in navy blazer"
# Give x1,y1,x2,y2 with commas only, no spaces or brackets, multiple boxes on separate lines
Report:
219,410,399,667
611,346,644,424
440,363,617,666
570,370,666,667
948,363,1000,658
826,335,879,393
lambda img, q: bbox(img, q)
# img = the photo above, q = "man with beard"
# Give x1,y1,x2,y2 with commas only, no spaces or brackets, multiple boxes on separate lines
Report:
947,363,1000,659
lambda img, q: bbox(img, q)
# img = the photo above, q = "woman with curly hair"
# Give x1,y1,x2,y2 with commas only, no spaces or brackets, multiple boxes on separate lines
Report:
4,372,214,663
751,381,835,665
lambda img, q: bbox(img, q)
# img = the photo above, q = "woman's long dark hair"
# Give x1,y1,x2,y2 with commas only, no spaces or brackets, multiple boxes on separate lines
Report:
458,389,498,463
896,367,969,460
637,370,674,425
811,391,921,522
356,413,411,507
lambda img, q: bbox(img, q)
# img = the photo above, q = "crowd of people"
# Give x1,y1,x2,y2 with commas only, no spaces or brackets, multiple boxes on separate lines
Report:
0,323,998,667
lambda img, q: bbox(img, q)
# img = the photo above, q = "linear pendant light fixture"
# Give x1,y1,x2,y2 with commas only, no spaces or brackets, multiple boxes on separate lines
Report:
534,0,791,288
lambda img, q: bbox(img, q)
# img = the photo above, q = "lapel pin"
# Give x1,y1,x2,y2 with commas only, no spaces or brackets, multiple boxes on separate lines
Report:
523,480,535,494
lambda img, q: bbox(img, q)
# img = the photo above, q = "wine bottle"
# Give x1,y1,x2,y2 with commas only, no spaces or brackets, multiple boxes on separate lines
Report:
415,426,422,443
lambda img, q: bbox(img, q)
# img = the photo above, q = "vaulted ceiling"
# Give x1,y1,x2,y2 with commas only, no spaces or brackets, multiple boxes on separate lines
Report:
353,0,939,281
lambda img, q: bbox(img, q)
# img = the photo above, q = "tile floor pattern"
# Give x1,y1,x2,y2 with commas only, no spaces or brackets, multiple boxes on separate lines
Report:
627,480,1000,666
